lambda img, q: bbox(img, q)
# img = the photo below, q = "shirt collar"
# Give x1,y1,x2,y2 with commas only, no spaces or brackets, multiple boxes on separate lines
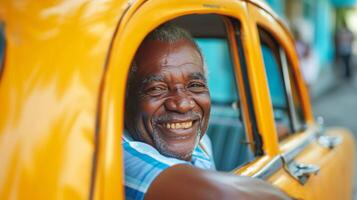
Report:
123,130,214,169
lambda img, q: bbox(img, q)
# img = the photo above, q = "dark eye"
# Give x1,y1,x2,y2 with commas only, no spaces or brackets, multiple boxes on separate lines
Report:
145,85,168,96
188,81,207,92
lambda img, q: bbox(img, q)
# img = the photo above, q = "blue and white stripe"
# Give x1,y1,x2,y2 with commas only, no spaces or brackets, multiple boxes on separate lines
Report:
123,132,215,200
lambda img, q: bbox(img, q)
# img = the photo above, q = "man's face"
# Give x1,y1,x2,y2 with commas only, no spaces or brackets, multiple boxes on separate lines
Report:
126,39,211,161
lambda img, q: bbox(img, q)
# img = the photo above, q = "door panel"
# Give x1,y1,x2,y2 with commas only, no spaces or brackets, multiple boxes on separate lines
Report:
269,129,355,200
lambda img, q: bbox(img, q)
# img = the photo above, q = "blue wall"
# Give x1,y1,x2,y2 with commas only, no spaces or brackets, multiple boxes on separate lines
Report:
314,0,334,64
330,0,357,7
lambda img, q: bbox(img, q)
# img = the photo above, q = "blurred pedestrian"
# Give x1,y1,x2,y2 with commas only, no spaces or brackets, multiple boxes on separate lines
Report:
335,20,354,80
294,29,319,89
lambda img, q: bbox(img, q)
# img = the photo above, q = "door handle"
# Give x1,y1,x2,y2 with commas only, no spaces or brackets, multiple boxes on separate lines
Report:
318,135,342,149
285,161,320,185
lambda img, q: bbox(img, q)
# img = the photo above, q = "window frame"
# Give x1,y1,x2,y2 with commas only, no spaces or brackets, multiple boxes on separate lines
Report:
229,19,263,156
94,0,261,196
258,27,305,135
279,46,304,132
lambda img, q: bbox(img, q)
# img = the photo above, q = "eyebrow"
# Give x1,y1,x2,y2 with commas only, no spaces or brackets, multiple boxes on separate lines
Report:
189,72,207,83
141,72,207,85
141,74,165,85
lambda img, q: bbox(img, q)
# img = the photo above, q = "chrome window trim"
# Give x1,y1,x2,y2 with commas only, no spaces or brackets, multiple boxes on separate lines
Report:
253,128,318,180
281,131,316,163
279,47,300,132
252,155,284,180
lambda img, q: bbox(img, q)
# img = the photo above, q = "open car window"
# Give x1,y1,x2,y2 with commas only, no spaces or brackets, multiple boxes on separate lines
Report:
133,14,256,171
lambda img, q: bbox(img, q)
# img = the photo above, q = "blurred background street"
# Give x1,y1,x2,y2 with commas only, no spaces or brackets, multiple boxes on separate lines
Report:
313,57,357,136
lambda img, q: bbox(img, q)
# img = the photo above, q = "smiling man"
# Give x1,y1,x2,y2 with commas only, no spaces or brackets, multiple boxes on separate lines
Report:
124,24,291,200
125,25,211,161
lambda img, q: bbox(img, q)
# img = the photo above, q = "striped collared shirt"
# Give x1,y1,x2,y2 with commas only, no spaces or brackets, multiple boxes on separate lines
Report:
123,132,215,200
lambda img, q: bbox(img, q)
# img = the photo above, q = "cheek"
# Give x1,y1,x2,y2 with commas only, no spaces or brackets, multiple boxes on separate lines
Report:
196,93,211,113
194,93,211,130
139,98,165,121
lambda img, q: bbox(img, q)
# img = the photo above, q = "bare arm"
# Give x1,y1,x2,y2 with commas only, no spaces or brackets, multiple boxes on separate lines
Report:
145,164,292,200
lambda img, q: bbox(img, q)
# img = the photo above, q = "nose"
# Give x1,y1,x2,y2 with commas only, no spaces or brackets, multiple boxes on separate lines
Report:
164,90,195,113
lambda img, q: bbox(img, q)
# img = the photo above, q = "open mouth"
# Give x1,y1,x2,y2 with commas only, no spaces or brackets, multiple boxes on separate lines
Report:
155,119,199,140
163,121,193,129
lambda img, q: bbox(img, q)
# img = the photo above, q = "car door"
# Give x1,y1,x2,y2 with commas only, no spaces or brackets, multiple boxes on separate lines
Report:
232,2,356,200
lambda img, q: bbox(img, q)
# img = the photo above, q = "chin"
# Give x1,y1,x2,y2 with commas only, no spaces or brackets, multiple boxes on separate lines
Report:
155,137,200,161
160,148,193,161
151,124,202,161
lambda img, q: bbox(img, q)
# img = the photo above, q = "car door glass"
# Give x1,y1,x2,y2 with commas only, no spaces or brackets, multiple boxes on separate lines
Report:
287,63,305,131
259,27,305,140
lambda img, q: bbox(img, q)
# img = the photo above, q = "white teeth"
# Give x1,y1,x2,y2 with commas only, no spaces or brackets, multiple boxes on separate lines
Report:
164,121,193,129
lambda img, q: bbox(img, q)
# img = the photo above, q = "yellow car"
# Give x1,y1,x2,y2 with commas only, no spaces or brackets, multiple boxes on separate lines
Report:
0,0,355,199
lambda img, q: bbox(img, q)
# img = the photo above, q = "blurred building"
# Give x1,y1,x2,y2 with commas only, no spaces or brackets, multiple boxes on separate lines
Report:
265,0,357,98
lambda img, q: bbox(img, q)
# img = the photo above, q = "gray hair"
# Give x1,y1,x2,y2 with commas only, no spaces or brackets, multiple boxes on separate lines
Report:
127,24,207,86
146,24,202,56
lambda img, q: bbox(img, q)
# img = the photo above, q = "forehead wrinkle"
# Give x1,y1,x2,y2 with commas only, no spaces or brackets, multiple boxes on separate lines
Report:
160,41,201,67
159,64,205,83
160,62,201,69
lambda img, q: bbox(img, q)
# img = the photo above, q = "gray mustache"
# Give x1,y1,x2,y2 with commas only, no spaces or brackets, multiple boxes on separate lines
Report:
153,111,201,123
